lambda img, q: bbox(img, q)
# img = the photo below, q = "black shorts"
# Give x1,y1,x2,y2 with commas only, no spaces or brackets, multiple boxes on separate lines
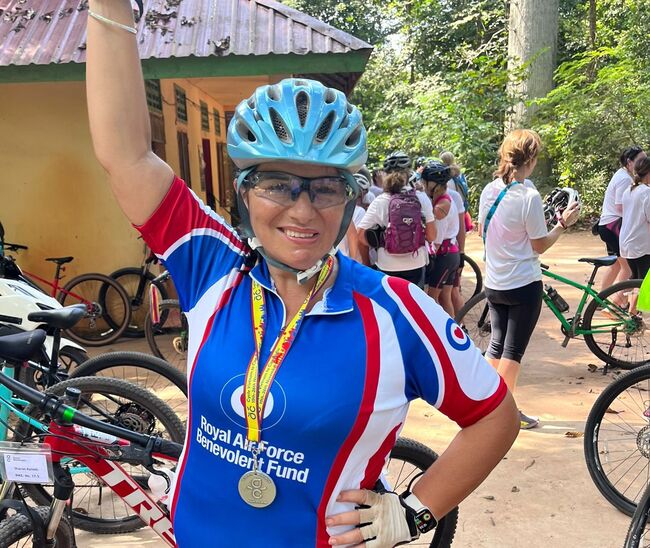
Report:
628,255,650,280
598,219,622,256
381,267,425,289
485,281,543,362
426,252,460,288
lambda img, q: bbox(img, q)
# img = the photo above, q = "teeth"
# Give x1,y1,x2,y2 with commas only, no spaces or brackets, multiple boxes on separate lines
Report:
285,229,316,239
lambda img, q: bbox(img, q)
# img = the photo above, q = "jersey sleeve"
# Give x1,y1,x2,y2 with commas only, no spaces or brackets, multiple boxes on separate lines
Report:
418,192,435,223
385,277,507,428
357,197,385,230
134,177,249,312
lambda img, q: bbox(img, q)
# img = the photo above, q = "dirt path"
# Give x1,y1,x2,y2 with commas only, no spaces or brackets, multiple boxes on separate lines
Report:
77,230,633,547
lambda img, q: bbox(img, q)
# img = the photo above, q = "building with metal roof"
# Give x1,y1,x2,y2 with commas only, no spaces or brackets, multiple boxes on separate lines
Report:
0,0,372,283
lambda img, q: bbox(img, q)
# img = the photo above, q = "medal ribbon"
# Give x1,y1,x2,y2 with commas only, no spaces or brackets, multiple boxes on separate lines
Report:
244,257,334,443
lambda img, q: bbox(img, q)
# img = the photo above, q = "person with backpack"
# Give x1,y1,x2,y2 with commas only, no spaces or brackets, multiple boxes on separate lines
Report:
358,157,435,287
421,162,461,316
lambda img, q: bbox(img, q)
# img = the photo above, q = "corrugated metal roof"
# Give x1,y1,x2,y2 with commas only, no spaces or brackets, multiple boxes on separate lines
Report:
0,0,372,67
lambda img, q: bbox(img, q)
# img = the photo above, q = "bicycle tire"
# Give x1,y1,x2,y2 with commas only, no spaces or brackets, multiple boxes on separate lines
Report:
461,255,483,299
107,267,170,338
584,364,650,516
17,376,184,535
71,351,188,421
583,279,650,369
58,273,131,347
388,437,458,548
625,482,650,548
144,299,188,371
0,506,75,547
454,291,490,354
59,346,89,373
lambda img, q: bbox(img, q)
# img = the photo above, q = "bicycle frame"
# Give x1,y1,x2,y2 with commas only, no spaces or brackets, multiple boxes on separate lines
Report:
541,266,635,339
0,363,177,545
44,421,176,546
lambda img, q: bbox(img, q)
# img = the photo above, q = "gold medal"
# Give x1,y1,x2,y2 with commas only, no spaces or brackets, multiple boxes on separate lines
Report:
238,470,277,508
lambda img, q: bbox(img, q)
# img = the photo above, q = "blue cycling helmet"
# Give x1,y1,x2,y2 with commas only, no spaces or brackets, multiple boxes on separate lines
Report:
227,78,368,172
228,78,367,284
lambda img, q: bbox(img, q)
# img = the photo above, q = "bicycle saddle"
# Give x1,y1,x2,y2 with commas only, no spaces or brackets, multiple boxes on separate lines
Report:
578,256,618,267
0,330,46,362
28,305,86,330
45,256,74,265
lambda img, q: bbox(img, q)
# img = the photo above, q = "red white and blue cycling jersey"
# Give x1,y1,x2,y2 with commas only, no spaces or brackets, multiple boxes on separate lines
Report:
136,177,507,547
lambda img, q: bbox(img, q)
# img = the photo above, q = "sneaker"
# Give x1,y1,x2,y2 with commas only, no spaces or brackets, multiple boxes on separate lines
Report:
519,410,539,430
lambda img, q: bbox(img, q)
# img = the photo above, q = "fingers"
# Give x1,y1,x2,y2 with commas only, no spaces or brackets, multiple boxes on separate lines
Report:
328,525,365,546
327,490,378,546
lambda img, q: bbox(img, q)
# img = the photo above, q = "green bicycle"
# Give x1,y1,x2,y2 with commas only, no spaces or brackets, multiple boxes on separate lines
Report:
455,256,648,369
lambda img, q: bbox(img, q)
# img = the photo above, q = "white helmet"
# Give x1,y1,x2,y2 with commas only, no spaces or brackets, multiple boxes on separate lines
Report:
354,172,371,191
544,187,581,228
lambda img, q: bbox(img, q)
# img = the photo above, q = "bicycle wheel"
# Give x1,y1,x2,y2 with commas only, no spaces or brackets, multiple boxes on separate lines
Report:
460,255,483,299
386,437,458,548
584,364,650,516
58,273,131,347
0,506,75,547
625,482,650,548
145,299,188,372
454,291,490,354
583,279,650,369
71,351,187,423
107,267,170,338
17,376,184,534
59,346,89,373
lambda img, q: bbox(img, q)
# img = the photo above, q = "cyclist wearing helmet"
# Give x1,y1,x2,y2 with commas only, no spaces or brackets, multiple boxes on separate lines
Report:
336,171,372,261
383,151,411,173
421,161,460,316
479,130,579,430
620,157,650,281
86,2,518,544
598,146,646,294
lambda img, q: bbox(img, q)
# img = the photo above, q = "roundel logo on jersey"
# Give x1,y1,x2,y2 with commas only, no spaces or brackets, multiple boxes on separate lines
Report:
219,374,287,431
445,318,471,351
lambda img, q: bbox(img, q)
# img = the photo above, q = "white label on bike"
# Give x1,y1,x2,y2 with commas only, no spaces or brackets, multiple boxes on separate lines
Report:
75,425,118,445
3,453,50,484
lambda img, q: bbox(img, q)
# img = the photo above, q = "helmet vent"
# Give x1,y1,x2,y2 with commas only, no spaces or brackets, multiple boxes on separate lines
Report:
345,126,362,147
346,102,354,114
267,85,281,101
269,108,291,143
296,92,310,127
324,89,337,104
340,113,349,128
236,120,256,143
247,97,256,109
315,111,335,142
294,79,308,87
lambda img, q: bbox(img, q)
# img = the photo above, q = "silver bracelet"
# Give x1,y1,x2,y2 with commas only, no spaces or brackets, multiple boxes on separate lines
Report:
88,10,137,34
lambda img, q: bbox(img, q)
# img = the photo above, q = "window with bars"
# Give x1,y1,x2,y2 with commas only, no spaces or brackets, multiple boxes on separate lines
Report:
145,80,163,113
174,85,188,124
213,109,221,137
200,101,210,132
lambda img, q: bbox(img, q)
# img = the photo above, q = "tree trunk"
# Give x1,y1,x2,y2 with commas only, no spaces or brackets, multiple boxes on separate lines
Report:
506,0,559,129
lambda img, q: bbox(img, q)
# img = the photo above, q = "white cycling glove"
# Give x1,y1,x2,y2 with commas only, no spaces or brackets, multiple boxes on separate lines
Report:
356,490,418,548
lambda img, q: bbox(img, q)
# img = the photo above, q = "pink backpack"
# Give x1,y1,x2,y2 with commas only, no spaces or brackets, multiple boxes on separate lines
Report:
384,191,425,254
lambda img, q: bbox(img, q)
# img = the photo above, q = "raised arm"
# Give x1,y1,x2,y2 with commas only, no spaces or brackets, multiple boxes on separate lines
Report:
87,0,174,225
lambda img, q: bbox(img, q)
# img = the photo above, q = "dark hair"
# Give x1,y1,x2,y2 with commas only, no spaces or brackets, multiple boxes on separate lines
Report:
383,169,409,194
620,146,644,167
632,156,650,189
372,169,385,186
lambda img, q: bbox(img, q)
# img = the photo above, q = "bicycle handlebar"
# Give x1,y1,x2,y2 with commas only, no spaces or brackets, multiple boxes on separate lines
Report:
3,242,28,251
0,370,182,459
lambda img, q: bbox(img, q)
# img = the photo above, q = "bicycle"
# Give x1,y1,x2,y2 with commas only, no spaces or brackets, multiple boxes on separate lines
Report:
624,480,650,547
105,240,170,338
145,298,187,371
584,363,650,517
0,329,184,538
459,253,483,299
1,242,131,347
455,256,649,369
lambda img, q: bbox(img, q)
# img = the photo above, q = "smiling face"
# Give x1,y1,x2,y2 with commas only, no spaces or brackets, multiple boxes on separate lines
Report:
243,162,348,272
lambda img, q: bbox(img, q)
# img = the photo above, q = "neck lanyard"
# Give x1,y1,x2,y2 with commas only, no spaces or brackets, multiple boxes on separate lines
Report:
482,180,521,243
244,257,334,444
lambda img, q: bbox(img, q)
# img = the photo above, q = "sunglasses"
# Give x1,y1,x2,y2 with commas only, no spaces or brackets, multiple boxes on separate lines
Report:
246,171,354,209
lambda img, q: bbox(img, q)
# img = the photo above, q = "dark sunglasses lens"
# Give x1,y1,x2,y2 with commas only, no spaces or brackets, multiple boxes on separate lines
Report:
251,173,348,208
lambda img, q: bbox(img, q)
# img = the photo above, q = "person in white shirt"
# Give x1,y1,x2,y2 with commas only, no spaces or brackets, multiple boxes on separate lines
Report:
620,156,650,281
358,168,435,288
337,170,373,262
479,130,579,429
598,146,646,291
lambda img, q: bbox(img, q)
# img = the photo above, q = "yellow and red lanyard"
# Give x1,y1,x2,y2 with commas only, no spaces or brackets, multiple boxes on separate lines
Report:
244,258,334,443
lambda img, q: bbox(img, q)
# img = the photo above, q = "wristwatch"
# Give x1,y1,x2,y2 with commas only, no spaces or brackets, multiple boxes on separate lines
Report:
401,491,438,535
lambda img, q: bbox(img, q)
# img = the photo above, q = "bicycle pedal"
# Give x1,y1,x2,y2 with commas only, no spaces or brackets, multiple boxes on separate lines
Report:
561,335,571,348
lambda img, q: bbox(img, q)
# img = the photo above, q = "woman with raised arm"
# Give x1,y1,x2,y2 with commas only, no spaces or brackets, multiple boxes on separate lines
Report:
86,1,518,545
